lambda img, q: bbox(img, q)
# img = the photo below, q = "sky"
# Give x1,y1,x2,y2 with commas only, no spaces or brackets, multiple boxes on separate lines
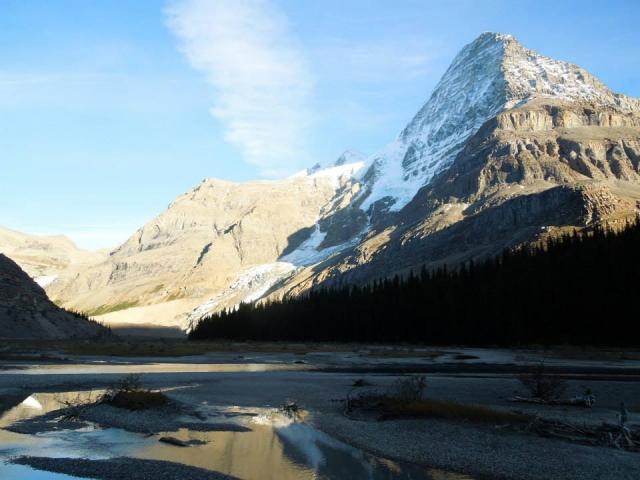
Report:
1,0,639,249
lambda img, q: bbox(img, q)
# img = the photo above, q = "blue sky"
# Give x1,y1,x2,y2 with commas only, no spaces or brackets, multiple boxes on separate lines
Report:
1,0,638,249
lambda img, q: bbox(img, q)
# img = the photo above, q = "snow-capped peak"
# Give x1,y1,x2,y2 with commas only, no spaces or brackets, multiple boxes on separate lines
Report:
334,149,366,166
359,32,638,214
289,151,366,187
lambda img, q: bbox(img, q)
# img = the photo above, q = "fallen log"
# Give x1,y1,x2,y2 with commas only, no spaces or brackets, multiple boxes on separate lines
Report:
159,436,189,447
510,396,594,407
521,417,640,452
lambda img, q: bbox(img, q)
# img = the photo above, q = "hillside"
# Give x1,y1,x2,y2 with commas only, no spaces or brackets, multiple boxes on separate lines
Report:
0,226,105,286
46,159,365,329
190,222,640,346
0,253,108,339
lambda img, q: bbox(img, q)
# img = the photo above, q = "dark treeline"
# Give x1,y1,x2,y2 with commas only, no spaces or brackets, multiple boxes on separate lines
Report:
190,222,640,346
67,309,113,337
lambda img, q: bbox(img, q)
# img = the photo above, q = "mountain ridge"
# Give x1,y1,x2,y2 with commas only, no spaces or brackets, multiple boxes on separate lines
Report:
5,32,639,330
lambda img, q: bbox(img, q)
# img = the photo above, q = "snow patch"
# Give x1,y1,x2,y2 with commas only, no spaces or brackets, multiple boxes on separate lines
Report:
187,262,296,324
20,395,43,410
280,224,363,267
34,275,57,288
289,160,365,188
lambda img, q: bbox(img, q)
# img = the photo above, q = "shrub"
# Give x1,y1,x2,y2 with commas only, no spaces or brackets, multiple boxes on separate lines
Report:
101,374,168,410
105,374,143,396
107,390,168,410
388,375,427,401
518,363,566,400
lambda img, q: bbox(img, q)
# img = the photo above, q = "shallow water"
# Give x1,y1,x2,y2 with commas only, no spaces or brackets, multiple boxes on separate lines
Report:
1,362,310,375
0,391,473,480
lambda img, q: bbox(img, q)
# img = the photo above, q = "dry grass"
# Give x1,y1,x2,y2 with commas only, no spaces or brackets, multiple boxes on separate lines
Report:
363,349,446,359
538,346,640,362
380,398,529,424
65,340,212,357
85,301,140,317
63,340,319,357
0,339,453,358
347,375,528,425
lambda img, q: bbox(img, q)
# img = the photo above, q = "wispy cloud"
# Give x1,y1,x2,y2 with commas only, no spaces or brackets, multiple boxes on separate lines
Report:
165,0,313,177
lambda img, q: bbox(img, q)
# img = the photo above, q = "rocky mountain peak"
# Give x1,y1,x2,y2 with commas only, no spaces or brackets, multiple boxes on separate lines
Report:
334,150,365,166
359,32,640,216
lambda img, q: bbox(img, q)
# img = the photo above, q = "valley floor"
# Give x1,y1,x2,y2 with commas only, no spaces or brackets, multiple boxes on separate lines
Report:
1,345,639,480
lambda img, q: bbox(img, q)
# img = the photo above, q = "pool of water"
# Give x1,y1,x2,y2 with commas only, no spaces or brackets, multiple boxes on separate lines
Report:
0,391,474,480
1,362,311,375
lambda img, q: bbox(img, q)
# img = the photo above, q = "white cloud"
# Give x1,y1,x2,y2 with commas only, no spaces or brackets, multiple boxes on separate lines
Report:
165,0,313,177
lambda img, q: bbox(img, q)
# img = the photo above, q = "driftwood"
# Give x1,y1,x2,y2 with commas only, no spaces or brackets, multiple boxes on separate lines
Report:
159,436,189,447
521,417,640,452
510,396,595,408
281,400,301,418
158,436,207,447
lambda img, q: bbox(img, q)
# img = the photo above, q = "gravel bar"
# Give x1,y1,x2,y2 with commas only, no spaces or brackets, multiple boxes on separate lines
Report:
12,456,239,480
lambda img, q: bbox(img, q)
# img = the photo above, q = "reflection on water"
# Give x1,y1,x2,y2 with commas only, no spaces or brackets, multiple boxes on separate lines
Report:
2,362,311,375
0,391,101,429
0,464,83,480
0,391,473,480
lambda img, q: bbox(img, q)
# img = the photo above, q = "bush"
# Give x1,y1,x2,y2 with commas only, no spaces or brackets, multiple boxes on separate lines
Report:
518,363,566,400
101,374,168,410
105,374,143,395
388,375,427,401
107,390,168,410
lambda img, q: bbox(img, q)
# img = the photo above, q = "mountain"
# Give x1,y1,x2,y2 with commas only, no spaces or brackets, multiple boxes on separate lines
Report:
46,157,365,329
0,253,107,339
0,227,105,287
15,32,640,330
358,32,639,216
271,33,640,295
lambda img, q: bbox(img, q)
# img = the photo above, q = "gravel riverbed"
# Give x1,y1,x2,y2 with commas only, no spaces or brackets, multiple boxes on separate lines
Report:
1,352,639,479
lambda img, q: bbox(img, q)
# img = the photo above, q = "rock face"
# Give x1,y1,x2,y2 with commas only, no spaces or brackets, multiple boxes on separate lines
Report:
0,253,106,339
46,160,365,328
357,33,639,215
267,35,640,295
6,32,640,329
